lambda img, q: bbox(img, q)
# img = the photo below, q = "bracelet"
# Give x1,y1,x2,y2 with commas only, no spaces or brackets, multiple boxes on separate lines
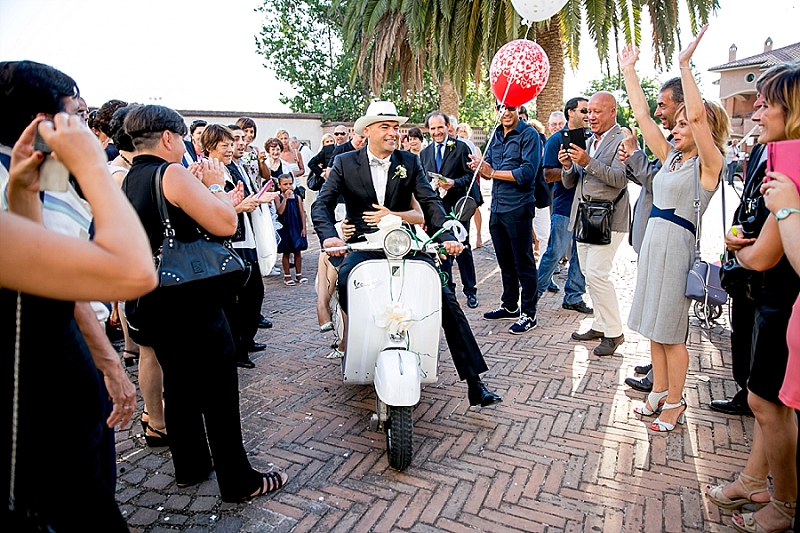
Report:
490,169,495,178
679,66,692,70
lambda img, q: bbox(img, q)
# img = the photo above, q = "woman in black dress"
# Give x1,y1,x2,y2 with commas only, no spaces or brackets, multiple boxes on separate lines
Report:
121,105,288,502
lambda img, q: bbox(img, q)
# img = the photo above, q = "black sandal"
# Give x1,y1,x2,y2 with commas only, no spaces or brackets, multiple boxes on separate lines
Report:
245,471,288,500
144,425,168,447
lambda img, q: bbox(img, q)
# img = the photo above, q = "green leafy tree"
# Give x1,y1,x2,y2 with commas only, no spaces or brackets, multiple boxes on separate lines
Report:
255,0,368,122
339,0,719,131
255,0,447,123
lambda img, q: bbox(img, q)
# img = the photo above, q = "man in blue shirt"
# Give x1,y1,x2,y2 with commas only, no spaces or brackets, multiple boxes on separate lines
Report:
537,97,592,314
469,102,542,334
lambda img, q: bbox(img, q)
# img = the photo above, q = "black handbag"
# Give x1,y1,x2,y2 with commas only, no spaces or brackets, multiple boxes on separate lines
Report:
574,188,625,245
153,163,245,287
684,159,728,308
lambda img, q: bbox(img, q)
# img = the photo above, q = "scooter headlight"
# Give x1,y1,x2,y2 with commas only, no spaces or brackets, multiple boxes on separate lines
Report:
383,228,412,258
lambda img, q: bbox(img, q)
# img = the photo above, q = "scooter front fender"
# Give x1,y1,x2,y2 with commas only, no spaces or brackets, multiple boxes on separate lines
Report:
374,349,421,407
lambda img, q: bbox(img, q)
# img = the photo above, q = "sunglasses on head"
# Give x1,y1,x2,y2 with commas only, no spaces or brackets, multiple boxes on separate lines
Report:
496,104,517,112
334,131,347,136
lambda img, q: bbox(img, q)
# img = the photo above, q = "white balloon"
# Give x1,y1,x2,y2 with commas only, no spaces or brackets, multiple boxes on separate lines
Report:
510,0,569,23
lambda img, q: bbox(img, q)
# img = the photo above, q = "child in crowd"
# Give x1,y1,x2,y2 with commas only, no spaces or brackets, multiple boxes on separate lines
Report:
275,174,308,285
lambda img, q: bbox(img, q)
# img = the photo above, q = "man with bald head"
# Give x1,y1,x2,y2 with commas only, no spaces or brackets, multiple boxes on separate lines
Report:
559,91,629,356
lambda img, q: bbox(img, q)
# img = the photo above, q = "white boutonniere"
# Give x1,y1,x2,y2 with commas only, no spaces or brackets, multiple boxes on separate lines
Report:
392,165,407,180
241,151,254,165
446,140,456,151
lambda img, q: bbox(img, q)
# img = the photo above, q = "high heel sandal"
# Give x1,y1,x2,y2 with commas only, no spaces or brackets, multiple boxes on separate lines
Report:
733,498,796,533
145,425,169,447
706,473,769,511
141,411,149,432
649,398,686,432
633,390,668,416
122,349,139,367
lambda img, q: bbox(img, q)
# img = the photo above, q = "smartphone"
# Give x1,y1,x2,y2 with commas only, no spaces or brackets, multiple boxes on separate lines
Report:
561,128,587,151
34,122,70,192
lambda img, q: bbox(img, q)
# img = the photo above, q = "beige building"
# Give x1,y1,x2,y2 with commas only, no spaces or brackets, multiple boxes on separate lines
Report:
708,38,800,145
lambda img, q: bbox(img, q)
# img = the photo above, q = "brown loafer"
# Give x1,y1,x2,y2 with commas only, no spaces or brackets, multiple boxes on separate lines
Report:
571,328,604,341
593,334,625,356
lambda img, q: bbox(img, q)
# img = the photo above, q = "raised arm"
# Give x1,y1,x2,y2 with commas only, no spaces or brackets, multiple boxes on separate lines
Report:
0,115,157,301
619,45,672,162
679,25,724,191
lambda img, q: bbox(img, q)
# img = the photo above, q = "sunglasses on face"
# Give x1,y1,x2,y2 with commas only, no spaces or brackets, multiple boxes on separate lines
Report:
579,108,589,114
334,132,347,136
496,105,517,112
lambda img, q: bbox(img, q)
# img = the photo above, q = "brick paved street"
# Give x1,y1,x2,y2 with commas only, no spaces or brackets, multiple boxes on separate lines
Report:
117,185,752,533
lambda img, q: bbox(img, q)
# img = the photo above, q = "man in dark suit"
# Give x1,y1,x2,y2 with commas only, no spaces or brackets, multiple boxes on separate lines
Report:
420,110,480,308
330,130,364,161
311,101,501,407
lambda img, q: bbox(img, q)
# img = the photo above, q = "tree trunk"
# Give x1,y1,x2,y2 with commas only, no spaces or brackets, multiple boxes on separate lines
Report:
535,14,565,133
438,75,460,119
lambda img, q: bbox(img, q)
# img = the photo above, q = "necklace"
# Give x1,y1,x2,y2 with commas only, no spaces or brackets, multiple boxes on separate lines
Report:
669,152,684,172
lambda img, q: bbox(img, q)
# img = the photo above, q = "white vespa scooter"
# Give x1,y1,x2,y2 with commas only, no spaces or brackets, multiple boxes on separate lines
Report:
325,215,444,470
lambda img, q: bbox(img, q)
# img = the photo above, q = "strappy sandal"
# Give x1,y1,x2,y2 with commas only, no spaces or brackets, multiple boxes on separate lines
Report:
244,471,288,501
284,275,296,286
649,398,686,432
706,473,769,511
296,275,308,284
141,411,149,432
319,321,334,333
144,425,169,447
633,390,668,416
733,498,796,533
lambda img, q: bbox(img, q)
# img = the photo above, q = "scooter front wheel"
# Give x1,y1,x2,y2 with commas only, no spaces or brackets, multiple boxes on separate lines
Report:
386,405,413,471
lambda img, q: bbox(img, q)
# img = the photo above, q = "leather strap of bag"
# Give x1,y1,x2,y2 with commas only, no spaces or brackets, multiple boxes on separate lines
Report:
152,162,175,239
579,177,626,207
692,158,702,263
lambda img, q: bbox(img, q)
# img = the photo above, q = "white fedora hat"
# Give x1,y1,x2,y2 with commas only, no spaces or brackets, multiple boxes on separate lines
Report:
353,101,408,135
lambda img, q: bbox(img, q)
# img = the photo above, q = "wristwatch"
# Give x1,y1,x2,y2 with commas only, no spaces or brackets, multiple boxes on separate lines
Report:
208,184,224,194
775,207,800,221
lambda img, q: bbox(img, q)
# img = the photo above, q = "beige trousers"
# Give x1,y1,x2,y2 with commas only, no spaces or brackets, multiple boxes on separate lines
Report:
577,231,626,337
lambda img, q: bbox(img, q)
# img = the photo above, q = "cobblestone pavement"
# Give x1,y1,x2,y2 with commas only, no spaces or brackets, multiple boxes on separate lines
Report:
117,185,751,533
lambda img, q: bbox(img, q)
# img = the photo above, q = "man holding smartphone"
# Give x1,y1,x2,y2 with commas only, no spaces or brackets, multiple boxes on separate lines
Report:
536,97,592,314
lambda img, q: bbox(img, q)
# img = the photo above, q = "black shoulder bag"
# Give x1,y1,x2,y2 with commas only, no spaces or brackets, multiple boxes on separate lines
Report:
574,184,625,245
153,163,245,287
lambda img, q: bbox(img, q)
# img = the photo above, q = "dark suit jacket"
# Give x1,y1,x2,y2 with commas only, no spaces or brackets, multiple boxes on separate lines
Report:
330,141,355,164
311,147,455,244
419,136,479,212
184,140,198,163
225,162,254,244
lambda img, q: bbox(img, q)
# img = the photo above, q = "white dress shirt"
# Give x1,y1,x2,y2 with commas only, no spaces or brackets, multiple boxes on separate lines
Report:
367,150,391,206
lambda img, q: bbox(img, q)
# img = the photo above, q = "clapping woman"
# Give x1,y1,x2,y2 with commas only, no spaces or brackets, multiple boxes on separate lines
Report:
122,105,288,502
619,26,729,431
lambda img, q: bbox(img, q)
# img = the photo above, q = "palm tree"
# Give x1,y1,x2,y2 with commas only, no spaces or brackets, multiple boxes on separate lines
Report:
340,0,719,124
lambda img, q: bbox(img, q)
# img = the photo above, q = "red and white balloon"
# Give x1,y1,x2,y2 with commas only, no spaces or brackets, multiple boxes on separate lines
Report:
489,39,550,106
510,0,569,22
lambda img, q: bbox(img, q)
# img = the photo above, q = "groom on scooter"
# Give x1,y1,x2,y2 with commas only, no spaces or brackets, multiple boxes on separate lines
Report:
311,101,502,407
